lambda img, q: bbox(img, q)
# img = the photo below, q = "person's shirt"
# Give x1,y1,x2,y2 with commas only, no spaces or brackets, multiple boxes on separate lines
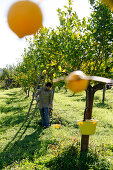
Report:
36,87,53,108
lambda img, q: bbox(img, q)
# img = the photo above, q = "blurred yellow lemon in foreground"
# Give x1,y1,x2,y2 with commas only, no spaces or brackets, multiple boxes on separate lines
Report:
66,71,89,93
7,0,43,38
101,0,113,11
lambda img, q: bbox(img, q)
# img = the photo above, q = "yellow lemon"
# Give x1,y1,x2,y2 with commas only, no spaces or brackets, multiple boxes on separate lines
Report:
66,71,89,93
43,70,47,74
7,0,43,38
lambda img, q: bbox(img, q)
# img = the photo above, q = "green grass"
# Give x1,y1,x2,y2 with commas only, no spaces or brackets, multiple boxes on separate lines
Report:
0,87,113,169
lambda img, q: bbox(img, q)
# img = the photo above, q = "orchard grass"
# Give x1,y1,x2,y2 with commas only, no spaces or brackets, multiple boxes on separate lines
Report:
0,87,113,169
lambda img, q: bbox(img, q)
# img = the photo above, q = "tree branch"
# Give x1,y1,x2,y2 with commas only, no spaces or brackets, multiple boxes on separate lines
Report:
93,82,105,93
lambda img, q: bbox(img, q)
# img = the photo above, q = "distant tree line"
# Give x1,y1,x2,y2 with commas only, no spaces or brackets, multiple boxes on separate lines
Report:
0,65,20,89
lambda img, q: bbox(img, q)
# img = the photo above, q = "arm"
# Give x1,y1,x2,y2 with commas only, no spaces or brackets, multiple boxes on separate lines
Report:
49,90,53,108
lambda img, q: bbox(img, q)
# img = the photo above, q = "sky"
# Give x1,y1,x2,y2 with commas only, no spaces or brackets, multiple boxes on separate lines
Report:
0,0,91,68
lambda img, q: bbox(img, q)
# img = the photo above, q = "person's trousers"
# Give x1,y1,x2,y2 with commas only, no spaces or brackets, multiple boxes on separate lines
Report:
39,107,50,127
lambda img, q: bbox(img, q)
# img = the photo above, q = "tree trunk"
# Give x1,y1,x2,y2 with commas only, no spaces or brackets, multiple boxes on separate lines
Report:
102,85,105,103
81,85,94,152
27,87,30,97
24,88,27,95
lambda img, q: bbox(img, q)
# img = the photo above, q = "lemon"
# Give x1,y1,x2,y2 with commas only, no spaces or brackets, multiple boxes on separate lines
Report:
7,1,43,38
66,71,89,93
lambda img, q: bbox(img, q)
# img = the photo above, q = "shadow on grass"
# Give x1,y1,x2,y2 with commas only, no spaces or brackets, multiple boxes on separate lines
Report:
0,105,26,114
51,112,79,129
5,89,24,97
103,122,113,129
107,144,113,152
94,102,112,109
94,96,100,101
0,114,25,128
3,94,28,104
68,93,83,98
0,90,29,115
5,92,17,96
73,124,79,129
45,145,110,170
0,90,29,129
67,93,86,102
5,89,28,100
0,102,28,131
73,97,86,102
0,125,43,169
0,89,44,168
61,119,79,129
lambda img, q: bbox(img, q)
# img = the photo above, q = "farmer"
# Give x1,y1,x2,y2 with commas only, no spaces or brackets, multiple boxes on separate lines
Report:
36,82,53,128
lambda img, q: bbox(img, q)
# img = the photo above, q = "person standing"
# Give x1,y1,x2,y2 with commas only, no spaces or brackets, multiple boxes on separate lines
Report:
36,82,53,128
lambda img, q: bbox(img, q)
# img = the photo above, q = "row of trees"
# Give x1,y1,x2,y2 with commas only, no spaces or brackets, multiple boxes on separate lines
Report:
1,0,113,99
1,0,112,90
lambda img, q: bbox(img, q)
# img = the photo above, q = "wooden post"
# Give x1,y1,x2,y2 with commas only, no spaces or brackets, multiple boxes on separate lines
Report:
81,85,94,152
80,83,105,152
81,135,89,151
